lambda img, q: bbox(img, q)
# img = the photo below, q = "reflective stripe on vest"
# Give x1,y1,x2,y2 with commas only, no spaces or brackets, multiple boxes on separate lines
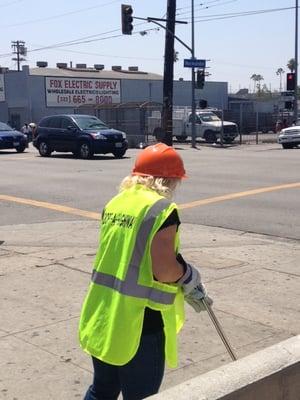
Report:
91,198,176,305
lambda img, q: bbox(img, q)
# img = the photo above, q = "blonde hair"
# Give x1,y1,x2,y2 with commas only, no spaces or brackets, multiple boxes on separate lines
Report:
119,175,180,199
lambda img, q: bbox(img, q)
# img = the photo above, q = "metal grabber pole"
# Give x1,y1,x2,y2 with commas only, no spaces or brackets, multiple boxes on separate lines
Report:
201,298,237,361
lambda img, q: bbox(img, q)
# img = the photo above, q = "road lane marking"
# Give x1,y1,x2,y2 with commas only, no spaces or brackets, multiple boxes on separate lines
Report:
0,156,30,160
179,182,300,209
0,182,299,219
0,195,101,220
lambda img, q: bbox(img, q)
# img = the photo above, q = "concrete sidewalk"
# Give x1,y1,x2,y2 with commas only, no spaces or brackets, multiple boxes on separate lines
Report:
0,220,299,399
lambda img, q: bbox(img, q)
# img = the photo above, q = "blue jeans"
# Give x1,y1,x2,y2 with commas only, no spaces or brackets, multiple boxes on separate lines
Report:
84,331,165,400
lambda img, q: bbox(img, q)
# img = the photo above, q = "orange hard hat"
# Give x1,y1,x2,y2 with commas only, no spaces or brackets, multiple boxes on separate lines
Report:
132,142,187,179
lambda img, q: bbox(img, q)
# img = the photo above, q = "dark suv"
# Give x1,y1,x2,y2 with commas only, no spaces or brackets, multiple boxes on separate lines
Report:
33,114,128,159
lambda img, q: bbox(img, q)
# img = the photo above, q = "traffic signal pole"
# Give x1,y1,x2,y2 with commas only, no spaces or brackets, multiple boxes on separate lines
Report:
294,0,298,121
161,0,176,146
191,0,197,148
122,4,195,147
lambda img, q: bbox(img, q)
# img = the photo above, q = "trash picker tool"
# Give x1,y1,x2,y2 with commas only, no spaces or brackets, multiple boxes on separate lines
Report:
201,298,237,361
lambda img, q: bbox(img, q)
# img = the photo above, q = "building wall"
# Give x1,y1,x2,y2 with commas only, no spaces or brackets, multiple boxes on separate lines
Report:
121,79,163,103
28,73,72,123
0,65,229,128
121,78,228,109
174,80,228,109
1,68,29,128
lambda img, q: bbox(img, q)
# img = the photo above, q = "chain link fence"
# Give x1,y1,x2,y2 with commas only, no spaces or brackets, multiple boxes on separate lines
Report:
75,103,285,147
75,102,162,147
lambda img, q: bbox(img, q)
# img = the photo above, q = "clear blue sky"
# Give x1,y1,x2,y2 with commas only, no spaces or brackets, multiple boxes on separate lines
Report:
0,0,297,92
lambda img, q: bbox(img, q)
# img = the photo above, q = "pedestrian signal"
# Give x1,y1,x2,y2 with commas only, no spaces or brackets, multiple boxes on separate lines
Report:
196,69,205,89
199,99,208,109
286,73,295,91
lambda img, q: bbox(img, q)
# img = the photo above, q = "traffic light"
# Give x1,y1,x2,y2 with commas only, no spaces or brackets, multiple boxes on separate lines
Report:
199,99,208,109
121,4,133,35
196,69,205,89
286,72,295,91
285,101,293,110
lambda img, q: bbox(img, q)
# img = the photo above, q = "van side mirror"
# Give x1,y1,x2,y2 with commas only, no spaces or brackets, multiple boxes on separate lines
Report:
67,125,76,131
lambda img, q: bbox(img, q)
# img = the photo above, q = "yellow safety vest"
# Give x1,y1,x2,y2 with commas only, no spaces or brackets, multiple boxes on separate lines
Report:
79,184,185,368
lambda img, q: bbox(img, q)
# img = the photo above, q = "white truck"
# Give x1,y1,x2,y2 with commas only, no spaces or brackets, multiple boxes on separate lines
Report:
148,108,239,143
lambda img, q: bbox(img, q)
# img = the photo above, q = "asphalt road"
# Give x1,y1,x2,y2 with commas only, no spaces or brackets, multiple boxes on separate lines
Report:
0,143,299,239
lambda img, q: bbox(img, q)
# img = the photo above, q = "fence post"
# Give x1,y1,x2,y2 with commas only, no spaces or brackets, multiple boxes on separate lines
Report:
239,103,243,145
256,108,259,144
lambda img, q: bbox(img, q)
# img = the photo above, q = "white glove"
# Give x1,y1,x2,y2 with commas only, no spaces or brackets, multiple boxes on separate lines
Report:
185,283,213,313
176,254,201,295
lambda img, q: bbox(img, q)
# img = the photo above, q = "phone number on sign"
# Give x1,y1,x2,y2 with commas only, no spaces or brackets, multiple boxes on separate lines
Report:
56,95,113,105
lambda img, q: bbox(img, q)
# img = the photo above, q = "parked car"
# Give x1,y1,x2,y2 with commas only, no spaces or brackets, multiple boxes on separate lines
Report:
278,121,300,149
148,109,238,143
0,122,28,153
33,114,128,159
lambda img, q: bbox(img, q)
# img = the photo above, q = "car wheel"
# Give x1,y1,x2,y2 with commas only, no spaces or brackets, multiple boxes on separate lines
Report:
79,142,93,159
113,149,126,159
176,135,187,142
223,137,234,144
205,130,217,144
15,144,26,153
72,149,80,158
282,143,294,149
38,141,52,157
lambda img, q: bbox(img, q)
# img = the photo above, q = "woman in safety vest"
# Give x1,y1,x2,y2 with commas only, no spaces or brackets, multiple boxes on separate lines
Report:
79,142,212,400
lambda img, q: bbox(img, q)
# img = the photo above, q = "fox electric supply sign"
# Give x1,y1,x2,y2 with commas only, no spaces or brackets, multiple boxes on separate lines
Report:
45,77,121,107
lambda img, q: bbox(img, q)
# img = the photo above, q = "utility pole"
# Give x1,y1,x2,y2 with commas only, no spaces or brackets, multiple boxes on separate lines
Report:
11,40,27,71
294,0,298,120
161,0,176,146
191,0,196,148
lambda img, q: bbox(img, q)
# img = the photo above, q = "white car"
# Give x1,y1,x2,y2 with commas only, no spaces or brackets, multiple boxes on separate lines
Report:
278,123,300,149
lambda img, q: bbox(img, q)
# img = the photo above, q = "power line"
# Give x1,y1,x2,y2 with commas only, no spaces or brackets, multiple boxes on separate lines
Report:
0,26,158,59
29,28,158,52
187,6,295,23
176,0,238,16
0,0,24,7
27,45,162,61
177,0,226,12
0,6,294,61
1,0,122,28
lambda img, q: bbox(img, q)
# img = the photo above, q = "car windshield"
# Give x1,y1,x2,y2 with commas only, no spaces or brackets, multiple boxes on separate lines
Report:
74,116,108,130
0,122,13,131
198,113,220,122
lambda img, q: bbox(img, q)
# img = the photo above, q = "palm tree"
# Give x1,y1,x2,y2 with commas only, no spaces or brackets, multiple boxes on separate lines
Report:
256,74,264,93
287,58,296,72
250,74,258,93
276,68,285,92
250,74,264,93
